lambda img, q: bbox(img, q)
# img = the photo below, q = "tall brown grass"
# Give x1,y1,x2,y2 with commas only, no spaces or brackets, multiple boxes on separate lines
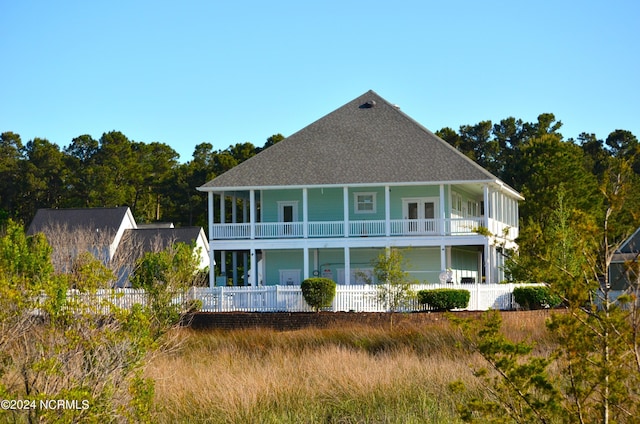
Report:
147,311,554,423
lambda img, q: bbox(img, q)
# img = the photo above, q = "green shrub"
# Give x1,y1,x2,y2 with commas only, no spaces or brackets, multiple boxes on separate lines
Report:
417,288,470,311
301,278,336,312
513,286,561,310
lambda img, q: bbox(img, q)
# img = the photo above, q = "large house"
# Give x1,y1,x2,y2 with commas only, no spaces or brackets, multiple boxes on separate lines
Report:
198,90,522,287
27,207,210,286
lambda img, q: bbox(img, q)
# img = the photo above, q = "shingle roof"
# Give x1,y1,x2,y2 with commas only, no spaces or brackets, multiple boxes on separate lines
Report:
114,227,205,263
27,207,132,239
199,90,502,191
121,228,203,250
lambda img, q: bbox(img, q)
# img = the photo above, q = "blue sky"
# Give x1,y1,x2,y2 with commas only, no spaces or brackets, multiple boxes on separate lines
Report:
2,0,639,163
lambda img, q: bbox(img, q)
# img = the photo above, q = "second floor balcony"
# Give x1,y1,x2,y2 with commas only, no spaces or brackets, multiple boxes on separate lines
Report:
211,217,486,240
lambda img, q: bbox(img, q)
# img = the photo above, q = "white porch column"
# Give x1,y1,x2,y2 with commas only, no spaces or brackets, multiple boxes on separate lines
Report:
484,240,492,284
439,184,446,235
220,192,226,279
249,189,256,240
303,246,309,281
344,246,351,285
385,185,391,237
477,249,483,284
208,192,215,288
232,194,237,285
483,184,490,230
250,248,257,286
446,246,453,283
343,187,349,237
440,244,446,275
302,188,308,238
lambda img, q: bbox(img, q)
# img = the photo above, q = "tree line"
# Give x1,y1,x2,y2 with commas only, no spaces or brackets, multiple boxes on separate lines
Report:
2,113,639,242
0,131,284,228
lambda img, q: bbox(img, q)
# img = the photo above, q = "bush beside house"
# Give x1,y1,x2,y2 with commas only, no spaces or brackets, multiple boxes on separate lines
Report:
512,286,561,310
417,288,470,311
301,278,337,312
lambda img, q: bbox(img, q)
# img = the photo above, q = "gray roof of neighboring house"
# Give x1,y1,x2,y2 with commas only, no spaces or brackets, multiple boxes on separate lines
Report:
121,227,204,249
114,227,206,263
619,227,640,254
199,90,505,191
27,207,132,239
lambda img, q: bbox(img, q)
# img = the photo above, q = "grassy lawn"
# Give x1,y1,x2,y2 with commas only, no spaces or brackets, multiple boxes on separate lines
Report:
148,311,553,423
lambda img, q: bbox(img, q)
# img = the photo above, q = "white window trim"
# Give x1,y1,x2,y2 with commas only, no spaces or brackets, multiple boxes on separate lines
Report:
277,201,298,222
354,192,377,214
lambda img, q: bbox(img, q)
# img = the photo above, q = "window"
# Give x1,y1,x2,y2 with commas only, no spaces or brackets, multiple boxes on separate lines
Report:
354,192,376,214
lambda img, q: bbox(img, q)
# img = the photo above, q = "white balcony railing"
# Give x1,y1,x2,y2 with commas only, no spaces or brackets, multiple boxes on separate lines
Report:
211,218,486,240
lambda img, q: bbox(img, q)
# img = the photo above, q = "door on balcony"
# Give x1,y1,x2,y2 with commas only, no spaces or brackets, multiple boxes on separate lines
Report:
403,198,437,234
278,201,298,235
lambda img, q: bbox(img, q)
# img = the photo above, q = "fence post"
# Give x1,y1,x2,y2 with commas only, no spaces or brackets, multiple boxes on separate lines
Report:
218,286,224,312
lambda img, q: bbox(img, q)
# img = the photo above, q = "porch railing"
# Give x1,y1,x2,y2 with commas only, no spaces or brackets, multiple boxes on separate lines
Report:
211,218,484,240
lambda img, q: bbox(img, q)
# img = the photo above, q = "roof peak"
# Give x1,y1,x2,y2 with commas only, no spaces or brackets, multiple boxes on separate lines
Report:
199,90,518,195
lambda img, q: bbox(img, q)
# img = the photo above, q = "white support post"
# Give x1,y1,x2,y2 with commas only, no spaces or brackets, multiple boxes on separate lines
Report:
483,184,490,230
303,246,309,281
344,246,351,285
343,187,349,237
249,189,256,240
446,246,453,283
208,192,215,288
232,194,237,285
250,248,257,286
302,188,308,239
439,184,446,235
485,241,492,284
385,185,391,237
220,191,226,280
440,244,447,276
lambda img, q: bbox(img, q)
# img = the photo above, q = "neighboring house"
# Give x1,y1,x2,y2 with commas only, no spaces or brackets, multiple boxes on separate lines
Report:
198,90,522,287
27,207,210,286
610,227,640,290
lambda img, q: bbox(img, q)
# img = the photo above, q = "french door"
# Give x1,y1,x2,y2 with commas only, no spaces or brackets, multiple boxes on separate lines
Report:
403,198,437,233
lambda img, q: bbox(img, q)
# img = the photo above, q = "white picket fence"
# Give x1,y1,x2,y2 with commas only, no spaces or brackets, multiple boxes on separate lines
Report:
78,283,540,313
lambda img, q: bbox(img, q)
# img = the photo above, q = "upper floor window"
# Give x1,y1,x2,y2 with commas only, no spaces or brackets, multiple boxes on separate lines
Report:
354,192,376,214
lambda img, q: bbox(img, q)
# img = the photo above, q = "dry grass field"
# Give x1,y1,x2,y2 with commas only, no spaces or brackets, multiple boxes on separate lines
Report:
147,311,554,423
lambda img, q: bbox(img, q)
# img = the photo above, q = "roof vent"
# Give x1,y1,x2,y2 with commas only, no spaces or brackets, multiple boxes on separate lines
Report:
360,100,376,109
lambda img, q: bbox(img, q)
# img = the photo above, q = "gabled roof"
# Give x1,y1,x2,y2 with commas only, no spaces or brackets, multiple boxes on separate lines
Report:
27,207,134,239
619,227,640,254
199,90,514,193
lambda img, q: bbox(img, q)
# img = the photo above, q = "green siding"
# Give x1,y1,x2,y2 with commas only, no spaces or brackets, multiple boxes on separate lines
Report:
401,247,441,284
308,188,343,221
451,247,479,272
264,249,304,285
261,189,303,222
260,185,457,223
264,247,445,285
389,186,442,219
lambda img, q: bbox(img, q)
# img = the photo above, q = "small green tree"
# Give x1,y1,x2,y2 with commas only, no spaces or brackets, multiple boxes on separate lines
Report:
452,161,640,423
369,248,416,313
301,277,336,312
130,242,204,338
